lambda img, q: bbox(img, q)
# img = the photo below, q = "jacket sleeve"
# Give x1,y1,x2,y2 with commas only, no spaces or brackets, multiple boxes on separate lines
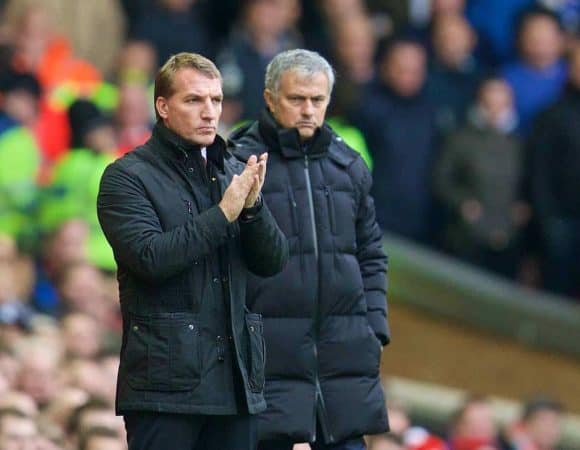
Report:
354,160,390,345
97,163,234,282
238,198,289,277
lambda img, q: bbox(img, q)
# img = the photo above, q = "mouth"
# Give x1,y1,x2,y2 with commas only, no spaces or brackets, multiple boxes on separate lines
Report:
296,122,316,128
196,126,216,133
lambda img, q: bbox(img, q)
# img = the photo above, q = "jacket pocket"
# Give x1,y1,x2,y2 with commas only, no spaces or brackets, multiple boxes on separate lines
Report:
124,312,201,391
245,313,266,393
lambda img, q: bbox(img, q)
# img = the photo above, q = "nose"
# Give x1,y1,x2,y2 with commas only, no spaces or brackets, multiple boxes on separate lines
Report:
301,99,314,117
201,98,217,120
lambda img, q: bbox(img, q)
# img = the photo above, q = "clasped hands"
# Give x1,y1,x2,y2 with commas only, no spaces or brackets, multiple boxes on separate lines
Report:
219,153,268,222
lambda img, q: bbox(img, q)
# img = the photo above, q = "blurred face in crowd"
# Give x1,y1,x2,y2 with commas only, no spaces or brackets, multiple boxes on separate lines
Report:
84,124,118,154
160,0,194,13
0,354,19,389
63,314,102,359
0,391,38,417
265,69,330,141
334,16,376,82
59,264,109,322
453,400,497,442
116,83,151,129
519,15,563,69
524,409,563,450
245,0,298,40
321,0,365,22
79,409,125,439
369,435,404,450
432,14,476,68
381,43,427,97
0,414,37,450
432,0,465,15
478,79,514,127
156,68,222,146
13,6,53,69
386,404,410,435
1,90,39,126
117,41,157,82
17,348,60,407
41,387,88,430
85,435,125,450
44,220,88,272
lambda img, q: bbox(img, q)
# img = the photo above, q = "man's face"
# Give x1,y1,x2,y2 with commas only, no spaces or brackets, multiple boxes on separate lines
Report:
526,410,562,450
156,68,223,146
0,415,37,450
265,70,330,141
382,44,426,97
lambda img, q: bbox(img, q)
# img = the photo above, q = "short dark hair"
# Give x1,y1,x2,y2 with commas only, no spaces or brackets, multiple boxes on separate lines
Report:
522,395,564,421
0,407,34,433
78,426,119,450
516,6,563,40
67,397,111,436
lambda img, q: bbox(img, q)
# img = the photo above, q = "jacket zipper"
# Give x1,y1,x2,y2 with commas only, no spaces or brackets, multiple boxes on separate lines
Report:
304,155,334,443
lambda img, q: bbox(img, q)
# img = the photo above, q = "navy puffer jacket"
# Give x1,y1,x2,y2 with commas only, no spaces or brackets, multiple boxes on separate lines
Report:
230,111,389,445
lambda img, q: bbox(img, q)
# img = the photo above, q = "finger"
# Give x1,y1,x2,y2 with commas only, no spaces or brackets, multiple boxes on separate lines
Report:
247,155,258,166
259,152,268,163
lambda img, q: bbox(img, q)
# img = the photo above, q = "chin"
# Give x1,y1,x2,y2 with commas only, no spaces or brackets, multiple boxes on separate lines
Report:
192,133,216,146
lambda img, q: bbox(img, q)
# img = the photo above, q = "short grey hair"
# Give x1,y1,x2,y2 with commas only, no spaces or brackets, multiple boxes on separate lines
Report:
265,49,335,96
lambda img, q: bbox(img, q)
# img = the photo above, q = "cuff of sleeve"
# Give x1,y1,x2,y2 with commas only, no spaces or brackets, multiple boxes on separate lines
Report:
239,194,263,222
204,205,231,238
367,310,390,346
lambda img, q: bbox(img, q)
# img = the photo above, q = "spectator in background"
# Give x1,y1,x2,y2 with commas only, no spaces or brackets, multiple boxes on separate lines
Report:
79,426,125,450
131,0,211,65
368,433,405,450
448,396,500,450
404,0,466,53
61,313,103,360
39,99,117,271
5,0,126,76
56,262,119,330
501,8,567,135
351,38,438,243
528,42,580,298
428,13,486,134
505,396,564,450
466,0,535,66
0,391,37,417
329,13,377,117
15,340,62,409
217,0,301,122
4,2,102,162
324,13,376,168
434,78,528,278
0,408,38,450
115,83,152,155
0,71,42,244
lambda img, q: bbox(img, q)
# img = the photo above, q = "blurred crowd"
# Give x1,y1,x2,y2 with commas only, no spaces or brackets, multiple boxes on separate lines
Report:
0,0,578,449
369,394,565,450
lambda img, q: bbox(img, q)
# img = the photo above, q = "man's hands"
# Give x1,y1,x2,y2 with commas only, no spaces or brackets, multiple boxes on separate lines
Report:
219,153,268,222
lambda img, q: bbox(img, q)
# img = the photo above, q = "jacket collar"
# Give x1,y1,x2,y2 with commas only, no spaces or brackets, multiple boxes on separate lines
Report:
152,121,227,172
257,109,332,160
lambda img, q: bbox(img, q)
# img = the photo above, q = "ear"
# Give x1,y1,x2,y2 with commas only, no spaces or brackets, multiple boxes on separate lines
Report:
155,96,169,120
263,89,275,113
